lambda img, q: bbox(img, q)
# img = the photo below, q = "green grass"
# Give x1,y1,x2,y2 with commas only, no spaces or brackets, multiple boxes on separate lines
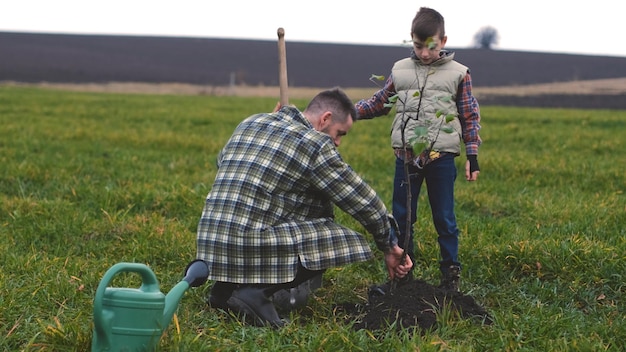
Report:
1,86,624,351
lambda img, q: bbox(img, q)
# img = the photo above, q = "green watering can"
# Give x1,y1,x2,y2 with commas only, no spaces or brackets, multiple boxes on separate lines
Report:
91,260,209,351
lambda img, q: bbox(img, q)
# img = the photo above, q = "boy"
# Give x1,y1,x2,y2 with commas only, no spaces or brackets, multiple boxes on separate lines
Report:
356,7,482,292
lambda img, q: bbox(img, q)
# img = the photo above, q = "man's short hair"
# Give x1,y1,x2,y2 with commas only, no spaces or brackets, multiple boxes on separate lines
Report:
305,87,358,122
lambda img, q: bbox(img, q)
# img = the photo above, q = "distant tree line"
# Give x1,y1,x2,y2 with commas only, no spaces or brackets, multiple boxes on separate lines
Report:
473,26,499,49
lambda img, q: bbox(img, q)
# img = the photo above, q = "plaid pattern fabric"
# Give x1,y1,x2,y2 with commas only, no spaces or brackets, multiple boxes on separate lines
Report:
457,72,482,156
197,106,391,284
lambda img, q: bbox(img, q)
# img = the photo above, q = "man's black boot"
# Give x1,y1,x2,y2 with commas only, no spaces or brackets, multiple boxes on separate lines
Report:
227,285,286,328
207,282,237,310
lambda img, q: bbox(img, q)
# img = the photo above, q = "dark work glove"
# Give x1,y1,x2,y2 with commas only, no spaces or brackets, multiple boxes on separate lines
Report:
467,155,480,173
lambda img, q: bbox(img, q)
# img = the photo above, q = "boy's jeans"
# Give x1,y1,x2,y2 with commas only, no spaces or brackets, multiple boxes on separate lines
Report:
392,153,460,274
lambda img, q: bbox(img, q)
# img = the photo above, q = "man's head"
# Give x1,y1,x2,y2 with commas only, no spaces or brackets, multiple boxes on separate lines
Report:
411,7,447,65
303,87,357,147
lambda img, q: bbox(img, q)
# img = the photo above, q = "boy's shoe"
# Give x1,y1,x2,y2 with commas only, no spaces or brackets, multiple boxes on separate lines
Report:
439,265,461,292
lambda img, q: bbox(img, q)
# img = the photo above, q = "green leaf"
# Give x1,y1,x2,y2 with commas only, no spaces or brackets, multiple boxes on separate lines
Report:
412,91,421,97
370,74,386,81
414,126,428,137
382,94,399,108
441,126,454,133
435,110,443,118
439,95,453,102
445,114,455,123
413,142,427,152
426,37,436,49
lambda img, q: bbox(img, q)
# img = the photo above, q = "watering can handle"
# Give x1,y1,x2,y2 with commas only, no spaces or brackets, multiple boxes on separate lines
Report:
93,263,161,338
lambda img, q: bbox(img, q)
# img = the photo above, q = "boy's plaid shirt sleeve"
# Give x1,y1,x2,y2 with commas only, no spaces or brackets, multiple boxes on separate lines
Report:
457,72,482,156
355,75,396,119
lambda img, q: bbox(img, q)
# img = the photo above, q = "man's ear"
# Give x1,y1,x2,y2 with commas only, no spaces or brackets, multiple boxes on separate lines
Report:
320,111,333,128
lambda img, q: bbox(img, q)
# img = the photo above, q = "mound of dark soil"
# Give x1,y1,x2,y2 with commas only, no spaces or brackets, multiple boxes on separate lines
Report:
334,279,492,333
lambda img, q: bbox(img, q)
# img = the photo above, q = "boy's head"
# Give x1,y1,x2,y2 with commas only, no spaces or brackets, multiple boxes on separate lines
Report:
411,7,445,40
411,7,447,64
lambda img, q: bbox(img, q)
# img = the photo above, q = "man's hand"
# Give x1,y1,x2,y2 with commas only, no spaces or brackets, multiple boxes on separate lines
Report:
385,245,413,280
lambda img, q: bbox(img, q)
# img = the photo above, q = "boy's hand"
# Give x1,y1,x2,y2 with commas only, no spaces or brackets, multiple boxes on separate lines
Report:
465,155,480,181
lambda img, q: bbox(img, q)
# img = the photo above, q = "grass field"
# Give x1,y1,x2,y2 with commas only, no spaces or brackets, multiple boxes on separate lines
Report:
1,86,624,351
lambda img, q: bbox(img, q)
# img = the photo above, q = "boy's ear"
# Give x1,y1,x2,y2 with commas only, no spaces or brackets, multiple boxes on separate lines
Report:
441,35,448,47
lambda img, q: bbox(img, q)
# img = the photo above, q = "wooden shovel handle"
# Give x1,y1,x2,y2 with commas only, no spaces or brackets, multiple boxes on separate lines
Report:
277,27,289,106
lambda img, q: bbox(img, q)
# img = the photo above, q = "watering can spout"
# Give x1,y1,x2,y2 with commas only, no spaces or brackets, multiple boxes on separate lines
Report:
163,260,209,327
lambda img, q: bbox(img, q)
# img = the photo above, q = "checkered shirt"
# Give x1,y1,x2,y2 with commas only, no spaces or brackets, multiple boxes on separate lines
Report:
196,106,391,284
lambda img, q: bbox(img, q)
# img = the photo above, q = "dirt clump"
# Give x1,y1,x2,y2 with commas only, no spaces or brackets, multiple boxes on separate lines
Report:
334,279,492,333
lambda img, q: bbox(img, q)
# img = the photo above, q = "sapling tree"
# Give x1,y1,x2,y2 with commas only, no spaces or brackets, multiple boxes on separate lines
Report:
368,39,456,289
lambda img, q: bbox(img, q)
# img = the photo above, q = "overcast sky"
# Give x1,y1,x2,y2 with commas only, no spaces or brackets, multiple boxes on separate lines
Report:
1,0,624,58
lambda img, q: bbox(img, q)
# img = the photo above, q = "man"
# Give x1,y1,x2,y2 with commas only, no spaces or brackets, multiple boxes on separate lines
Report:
196,87,413,327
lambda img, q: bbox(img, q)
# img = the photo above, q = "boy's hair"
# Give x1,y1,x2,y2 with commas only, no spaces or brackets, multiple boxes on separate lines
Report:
305,87,358,122
411,7,445,40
